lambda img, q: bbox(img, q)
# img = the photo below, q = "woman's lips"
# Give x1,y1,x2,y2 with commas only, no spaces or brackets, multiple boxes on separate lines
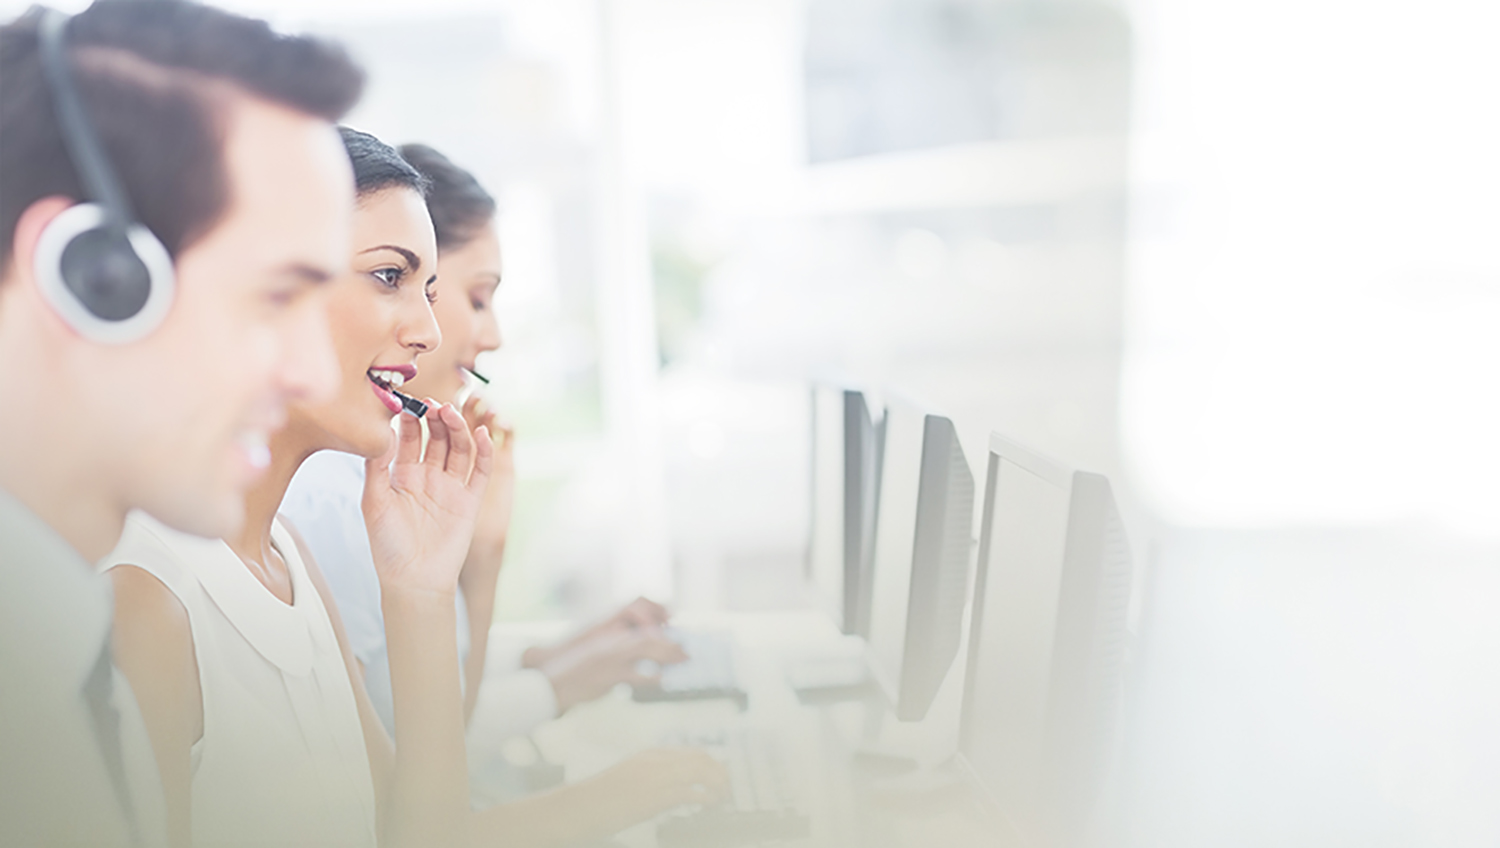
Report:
368,363,417,386
367,364,418,415
368,375,403,414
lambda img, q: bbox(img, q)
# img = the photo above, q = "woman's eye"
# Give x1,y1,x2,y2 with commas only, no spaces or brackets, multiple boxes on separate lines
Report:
425,284,438,305
370,267,402,288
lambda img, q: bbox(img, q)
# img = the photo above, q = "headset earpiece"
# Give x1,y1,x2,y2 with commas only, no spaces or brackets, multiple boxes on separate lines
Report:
33,203,175,344
34,9,176,344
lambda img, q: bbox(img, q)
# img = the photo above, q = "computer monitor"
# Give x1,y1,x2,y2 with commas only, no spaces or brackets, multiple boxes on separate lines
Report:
807,385,882,636
864,395,975,721
956,433,1133,848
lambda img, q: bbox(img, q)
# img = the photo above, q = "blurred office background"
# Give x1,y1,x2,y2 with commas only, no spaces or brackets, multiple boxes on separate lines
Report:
15,0,1500,843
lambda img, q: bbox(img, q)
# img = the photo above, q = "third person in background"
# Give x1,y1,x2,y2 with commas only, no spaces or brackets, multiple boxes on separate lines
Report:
278,141,724,832
284,143,692,747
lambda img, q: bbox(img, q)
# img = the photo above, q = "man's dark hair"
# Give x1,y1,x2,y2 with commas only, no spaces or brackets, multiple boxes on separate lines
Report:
0,0,365,272
397,144,497,253
339,127,429,200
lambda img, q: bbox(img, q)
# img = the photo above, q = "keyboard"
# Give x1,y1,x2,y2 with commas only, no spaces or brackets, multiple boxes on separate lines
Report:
633,629,749,709
657,728,811,848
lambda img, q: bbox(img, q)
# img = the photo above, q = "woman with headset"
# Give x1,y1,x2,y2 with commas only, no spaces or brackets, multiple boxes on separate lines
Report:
104,129,725,848
283,143,694,772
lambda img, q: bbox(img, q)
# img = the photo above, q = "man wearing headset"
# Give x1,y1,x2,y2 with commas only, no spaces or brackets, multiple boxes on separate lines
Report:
0,2,364,844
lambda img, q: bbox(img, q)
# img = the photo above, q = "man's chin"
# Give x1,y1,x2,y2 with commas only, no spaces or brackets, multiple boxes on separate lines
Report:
146,492,246,543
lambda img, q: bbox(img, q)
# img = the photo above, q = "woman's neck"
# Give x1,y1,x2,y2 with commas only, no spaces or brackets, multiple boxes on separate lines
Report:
224,424,322,579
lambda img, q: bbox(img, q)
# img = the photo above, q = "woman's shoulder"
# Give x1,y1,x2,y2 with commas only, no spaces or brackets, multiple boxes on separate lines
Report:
102,511,187,570
100,511,220,597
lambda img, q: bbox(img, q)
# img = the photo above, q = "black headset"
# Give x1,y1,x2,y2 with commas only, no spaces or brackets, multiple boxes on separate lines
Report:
32,8,174,344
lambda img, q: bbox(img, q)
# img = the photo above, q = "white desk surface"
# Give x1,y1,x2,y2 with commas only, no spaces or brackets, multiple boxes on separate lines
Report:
484,610,1002,848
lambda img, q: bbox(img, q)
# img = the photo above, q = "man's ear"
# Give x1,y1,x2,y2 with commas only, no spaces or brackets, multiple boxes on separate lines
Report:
8,195,78,289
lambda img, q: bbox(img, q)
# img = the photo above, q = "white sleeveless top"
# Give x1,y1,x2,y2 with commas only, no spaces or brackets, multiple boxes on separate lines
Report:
102,512,377,848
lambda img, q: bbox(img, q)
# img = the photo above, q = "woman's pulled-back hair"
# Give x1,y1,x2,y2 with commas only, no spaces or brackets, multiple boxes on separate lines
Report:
339,126,428,199
397,144,496,253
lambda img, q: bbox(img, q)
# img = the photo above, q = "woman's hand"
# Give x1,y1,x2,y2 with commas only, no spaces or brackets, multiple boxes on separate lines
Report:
362,401,493,599
367,404,489,848
459,394,514,583
536,626,689,713
522,596,674,671
454,395,515,722
587,748,730,823
594,596,672,634
467,747,729,847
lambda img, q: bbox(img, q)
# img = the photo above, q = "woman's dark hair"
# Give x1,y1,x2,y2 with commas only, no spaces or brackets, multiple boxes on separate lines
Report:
397,144,497,252
0,0,364,270
339,127,429,199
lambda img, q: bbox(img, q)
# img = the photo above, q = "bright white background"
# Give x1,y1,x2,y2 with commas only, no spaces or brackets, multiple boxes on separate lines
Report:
1124,0,1500,533
12,0,1500,841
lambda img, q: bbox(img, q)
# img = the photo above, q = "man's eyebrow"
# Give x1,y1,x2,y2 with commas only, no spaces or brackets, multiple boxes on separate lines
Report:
357,244,421,272
278,263,335,284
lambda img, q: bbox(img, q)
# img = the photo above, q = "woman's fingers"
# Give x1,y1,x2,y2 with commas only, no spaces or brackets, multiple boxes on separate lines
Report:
622,597,671,628
460,394,486,431
468,425,494,496
393,405,424,468
461,394,503,442
365,421,399,493
628,631,689,665
439,403,474,476
681,752,729,805
654,749,729,807
690,754,730,800
422,398,450,471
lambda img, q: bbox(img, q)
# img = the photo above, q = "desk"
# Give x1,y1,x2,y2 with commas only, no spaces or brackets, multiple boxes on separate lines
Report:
483,611,1001,847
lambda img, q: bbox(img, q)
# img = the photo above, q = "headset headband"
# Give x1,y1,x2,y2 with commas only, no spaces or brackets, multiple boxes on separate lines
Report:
38,8,136,232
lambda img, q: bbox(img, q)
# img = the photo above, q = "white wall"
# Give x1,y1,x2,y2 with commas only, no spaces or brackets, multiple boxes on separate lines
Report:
1124,0,1500,534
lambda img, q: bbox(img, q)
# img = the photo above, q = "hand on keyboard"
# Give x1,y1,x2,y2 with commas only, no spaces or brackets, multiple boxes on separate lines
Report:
487,747,728,846
633,629,750,708
521,596,673,670
575,747,730,831
535,626,688,712
655,730,811,848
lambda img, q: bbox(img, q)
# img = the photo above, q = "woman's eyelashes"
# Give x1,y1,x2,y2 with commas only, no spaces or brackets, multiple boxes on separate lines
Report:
367,264,436,304
369,265,406,289
469,284,498,313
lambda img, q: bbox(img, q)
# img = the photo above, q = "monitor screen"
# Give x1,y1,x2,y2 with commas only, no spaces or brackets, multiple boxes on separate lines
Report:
961,451,1072,835
808,385,848,628
865,397,927,702
959,433,1133,846
865,396,973,720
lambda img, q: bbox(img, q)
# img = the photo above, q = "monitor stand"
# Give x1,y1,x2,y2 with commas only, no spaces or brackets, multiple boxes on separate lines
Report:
787,655,881,705
849,699,920,775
